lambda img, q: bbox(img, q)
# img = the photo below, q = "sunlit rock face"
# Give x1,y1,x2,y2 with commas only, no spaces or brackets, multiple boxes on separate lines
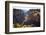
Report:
23,9,40,27
31,12,40,27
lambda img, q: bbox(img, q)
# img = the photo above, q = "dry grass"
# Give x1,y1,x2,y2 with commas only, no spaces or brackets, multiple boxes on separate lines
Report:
13,23,32,28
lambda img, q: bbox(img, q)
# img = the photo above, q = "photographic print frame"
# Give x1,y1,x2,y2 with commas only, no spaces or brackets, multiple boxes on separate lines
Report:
5,1,45,34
